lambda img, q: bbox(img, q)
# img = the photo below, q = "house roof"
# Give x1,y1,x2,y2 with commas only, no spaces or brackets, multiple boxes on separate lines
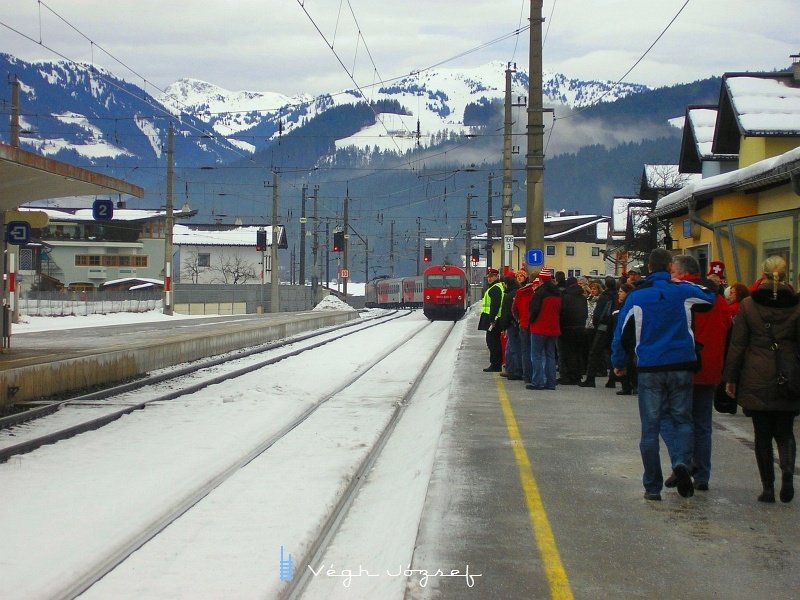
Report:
173,224,287,248
678,107,739,172
21,206,168,223
713,72,800,154
653,145,800,218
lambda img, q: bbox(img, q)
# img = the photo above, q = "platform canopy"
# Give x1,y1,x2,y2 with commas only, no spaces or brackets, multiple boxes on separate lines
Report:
0,142,144,212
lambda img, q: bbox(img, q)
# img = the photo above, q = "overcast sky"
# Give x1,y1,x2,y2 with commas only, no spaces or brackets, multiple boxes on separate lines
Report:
2,0,797,97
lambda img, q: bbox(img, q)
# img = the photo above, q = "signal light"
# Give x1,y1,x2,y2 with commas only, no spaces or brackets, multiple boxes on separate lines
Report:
333,230,344,252
470,247,480,264
423,246,432,262
256,228,267,252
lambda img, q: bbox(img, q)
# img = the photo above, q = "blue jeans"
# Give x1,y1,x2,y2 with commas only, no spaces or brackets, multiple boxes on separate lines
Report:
505,325,522,376
520,327,532,382
637,370,694,494
661,384,714,485
531,334,557,389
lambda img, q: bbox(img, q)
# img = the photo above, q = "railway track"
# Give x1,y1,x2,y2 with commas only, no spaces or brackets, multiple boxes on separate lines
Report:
0,310,406,462
0,312,462,600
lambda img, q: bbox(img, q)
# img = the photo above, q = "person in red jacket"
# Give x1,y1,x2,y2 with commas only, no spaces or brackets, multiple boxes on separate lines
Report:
661,254,731,491
511,270,535,383
526,268,562,391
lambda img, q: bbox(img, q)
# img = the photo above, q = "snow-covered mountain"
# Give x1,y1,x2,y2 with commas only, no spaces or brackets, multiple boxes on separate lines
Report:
1,52,648,187
159,61,648,155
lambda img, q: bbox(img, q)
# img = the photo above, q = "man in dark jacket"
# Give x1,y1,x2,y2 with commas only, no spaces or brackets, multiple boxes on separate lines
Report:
558,277,587,384
478,268,504,372
611,248,716,501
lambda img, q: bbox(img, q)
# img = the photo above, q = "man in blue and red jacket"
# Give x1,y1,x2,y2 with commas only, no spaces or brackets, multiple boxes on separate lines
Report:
611,248,716,501
661,254,731,492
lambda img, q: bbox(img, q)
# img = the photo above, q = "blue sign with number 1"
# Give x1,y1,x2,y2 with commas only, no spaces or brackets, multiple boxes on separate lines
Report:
526,248,544,266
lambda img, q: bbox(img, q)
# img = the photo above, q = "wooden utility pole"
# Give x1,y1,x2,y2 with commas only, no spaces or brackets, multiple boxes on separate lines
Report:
525,0,545,266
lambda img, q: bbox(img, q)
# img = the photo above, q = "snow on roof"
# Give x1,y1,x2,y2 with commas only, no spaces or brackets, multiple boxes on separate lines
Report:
545,217,609,241
688,108,720,158
654,145,800,217
611,197,649,232
21,206,166,222
727,76,800,134
173,224,282,246
103,277,163,286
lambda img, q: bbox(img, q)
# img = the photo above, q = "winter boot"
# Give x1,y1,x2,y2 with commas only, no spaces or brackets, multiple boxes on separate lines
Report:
578,377,595,388
755,440,776,503
777,437,796,503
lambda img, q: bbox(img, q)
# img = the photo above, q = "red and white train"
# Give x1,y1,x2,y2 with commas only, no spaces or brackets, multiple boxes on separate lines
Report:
365,264,469,321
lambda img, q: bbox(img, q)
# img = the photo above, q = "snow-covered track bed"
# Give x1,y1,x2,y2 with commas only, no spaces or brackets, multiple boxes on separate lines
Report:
0,312,458,600
0,310,405,462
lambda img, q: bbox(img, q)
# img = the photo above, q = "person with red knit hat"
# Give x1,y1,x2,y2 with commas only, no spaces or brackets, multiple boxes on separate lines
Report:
707,261,727,288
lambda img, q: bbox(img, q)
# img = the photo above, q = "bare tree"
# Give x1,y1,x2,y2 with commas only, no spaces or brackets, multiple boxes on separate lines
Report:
623,166,695,263
212,250,257,284
182,248,201,284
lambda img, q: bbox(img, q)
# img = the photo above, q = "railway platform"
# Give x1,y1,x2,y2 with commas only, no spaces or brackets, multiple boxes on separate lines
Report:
408,307,800,599
0,310,357,408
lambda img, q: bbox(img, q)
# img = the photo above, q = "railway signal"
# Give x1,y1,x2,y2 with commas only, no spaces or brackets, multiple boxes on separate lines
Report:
423,246,432,262
333,230,344,252
470,247,480,264
256,228,267,252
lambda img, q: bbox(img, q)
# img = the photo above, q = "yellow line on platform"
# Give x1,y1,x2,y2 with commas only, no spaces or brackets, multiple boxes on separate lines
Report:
496,378,574,600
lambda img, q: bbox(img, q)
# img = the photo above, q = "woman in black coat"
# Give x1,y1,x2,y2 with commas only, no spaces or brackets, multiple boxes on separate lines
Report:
723,256,800,503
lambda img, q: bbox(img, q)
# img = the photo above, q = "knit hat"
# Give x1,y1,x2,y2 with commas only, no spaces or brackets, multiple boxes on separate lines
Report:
565,276,578,286
538,267,554,281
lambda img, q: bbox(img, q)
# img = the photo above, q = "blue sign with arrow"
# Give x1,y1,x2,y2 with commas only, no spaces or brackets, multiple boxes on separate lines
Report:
6,221,31,245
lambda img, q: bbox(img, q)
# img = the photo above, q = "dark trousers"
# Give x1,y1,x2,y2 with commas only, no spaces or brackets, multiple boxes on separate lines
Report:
752,411,797,485
559,327,585,382
486,327,503,369
583,327,610,381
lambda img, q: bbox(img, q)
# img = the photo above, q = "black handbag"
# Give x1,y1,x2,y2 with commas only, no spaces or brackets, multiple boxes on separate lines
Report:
713,381,737,414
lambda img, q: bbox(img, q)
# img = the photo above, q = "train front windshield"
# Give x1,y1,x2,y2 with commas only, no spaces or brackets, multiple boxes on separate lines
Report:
425,275,464,288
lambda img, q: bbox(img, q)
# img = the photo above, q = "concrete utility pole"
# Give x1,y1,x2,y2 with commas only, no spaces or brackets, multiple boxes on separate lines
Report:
389,220,395,278
312,185,320,305
487,173,494,269
526,0,546,265
10,77,20,147
163,124,174,315
502,64,515,275
299,184,307,285
342,192,349,298
270,170,280,313
466,192,475,287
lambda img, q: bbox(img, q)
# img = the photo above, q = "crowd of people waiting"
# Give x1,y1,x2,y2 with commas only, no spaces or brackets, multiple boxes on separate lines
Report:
478,252,799,504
